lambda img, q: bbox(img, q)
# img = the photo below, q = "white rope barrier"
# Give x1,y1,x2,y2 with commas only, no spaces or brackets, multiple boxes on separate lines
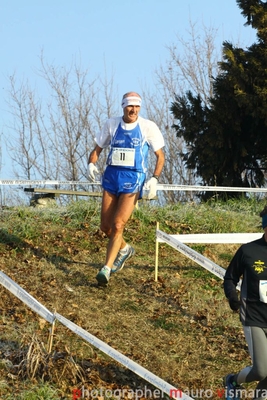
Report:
0,179,99,186
55,313,192,400
0,270,192,400
156,232,262,244
156,184,267,193
156,229,226,281
155,228,246,290
1,179,267,193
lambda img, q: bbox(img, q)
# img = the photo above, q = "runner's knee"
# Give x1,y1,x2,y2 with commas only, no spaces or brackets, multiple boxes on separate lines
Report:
112,221,125,234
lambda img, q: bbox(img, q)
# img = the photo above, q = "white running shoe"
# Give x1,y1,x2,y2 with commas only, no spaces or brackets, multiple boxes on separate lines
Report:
96,266,111,285
112,246,135,273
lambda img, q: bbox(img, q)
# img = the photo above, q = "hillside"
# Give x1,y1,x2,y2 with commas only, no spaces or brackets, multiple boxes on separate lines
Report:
0,199,264,399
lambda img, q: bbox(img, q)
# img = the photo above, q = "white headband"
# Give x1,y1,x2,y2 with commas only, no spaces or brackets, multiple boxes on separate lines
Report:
121,96,142,108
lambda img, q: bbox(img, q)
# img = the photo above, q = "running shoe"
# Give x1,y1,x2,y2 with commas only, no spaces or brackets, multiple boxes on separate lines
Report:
112,246,135,273
223,374,243,400
96,266,111,285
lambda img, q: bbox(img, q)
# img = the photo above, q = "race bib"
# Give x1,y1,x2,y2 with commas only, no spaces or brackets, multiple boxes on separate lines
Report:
259,280,267,303
111,148,135,166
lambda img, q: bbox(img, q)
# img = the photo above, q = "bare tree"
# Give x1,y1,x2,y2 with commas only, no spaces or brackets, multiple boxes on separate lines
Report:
5,54,118,195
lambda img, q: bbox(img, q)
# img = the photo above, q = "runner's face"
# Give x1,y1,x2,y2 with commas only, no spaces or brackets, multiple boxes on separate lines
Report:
123,105,140,123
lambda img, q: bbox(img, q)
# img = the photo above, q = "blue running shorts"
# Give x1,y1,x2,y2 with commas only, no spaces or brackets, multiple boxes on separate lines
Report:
102,166,146,198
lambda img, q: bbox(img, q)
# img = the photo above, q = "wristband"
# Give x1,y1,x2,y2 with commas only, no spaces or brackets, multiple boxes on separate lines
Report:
153,175,159,180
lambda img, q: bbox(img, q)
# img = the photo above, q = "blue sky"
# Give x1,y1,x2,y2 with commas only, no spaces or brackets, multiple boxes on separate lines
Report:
0,0,256,176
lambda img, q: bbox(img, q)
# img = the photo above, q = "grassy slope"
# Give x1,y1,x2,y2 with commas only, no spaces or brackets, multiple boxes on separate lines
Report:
0,198,265,399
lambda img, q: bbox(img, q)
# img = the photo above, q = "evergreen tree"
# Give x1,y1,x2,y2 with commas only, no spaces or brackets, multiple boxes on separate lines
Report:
171,0,267,197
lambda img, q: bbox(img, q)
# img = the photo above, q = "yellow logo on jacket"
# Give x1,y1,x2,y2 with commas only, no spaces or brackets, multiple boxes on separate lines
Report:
253,260,267,274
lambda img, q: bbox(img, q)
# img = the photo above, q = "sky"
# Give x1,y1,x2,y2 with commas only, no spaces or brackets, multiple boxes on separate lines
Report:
0,0,257,177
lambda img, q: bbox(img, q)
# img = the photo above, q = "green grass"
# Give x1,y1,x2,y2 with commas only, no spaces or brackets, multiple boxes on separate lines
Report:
5,382,60,399
0,197,266,398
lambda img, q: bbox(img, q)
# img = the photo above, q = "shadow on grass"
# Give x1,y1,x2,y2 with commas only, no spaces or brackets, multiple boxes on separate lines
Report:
0,227,99,270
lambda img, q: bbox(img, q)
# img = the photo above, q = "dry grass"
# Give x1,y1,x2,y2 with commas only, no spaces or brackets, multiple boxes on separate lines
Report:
0,199,265,399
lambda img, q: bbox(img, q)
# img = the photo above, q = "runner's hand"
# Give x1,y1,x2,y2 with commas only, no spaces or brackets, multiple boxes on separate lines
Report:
87,163,98,182
229,298,241,312
228,289,240,312
146,177,158,199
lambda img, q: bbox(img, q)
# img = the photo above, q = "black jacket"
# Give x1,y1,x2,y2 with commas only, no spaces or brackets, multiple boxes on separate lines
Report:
224,235,267,327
